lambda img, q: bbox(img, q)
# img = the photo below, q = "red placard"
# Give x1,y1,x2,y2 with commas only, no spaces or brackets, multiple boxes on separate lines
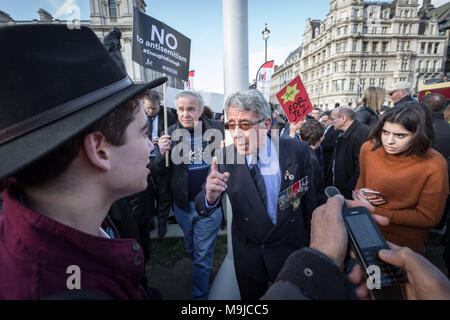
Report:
276,76,313,124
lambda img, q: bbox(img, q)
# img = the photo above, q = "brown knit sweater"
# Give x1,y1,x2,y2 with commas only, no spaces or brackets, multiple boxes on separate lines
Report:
356,141,449,254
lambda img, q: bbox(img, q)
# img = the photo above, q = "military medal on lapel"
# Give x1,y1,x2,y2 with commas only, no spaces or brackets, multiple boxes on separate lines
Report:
278,176,310,211
278,189,288,211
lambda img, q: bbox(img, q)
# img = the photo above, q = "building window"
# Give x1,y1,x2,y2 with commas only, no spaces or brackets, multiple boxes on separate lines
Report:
351,60,356,71
353,24,358,33
369,78,375,87
350,78,355,91
381,60,387,71
352,40,357,52
362,41,368,52
417,60,422,71
399,41,406,51
109,0,118,19
425,60,430,71
360,78,366,91
344,26,348,34
340,60,347,72
372,42,378,52
361,60,368,71
401,59,408,71
382,42,388,52
402,24,407,34
372,27,376,34
371,60,377,71
434,43,439,54
382,27,388,34
420,43,425,54
379,78,385,88
363,26,368,34
430,24,434,35
354,9,359,19
427,43,432,54
334,62,338,72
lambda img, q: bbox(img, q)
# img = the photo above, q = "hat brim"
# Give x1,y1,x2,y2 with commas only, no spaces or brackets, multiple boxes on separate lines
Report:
0,77,167,181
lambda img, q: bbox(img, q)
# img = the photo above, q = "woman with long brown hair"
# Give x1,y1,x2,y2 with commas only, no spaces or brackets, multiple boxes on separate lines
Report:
354,102,449,254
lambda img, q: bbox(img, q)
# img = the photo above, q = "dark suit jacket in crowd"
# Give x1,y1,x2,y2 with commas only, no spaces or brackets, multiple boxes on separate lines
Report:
321,125,341,186
325,120,370,199
432,112,450,159
149,106,177,140
195,136,317,283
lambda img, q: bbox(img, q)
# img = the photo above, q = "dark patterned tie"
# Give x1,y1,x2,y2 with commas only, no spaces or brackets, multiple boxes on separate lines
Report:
249,160,267,212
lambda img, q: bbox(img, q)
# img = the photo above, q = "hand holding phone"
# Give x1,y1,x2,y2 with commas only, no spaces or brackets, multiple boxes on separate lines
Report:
356,188,387,206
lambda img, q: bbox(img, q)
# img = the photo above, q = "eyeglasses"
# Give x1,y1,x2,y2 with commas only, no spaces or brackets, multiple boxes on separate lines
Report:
224,118,265,131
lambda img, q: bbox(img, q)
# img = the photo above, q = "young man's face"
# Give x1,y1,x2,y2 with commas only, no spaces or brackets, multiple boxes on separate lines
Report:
108,105,153,196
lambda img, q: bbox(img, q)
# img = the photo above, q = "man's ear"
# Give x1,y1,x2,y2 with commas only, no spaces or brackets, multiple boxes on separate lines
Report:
82,132,111,171
264,117,272,130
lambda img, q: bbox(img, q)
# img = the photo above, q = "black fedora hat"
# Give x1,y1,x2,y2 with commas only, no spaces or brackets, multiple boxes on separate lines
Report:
0,24,167,181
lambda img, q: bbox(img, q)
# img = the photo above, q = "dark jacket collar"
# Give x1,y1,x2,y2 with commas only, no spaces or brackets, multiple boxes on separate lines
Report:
341,120,360,139
395,94,415,106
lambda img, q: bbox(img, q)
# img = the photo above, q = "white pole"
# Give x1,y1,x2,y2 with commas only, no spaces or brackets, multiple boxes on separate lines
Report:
208,0,248,300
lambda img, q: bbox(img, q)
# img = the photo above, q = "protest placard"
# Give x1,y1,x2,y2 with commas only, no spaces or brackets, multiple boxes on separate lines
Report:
132,9,191,81
276,76,313,124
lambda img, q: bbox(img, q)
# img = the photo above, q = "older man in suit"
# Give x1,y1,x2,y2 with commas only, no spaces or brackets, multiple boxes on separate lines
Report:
195,90,316,300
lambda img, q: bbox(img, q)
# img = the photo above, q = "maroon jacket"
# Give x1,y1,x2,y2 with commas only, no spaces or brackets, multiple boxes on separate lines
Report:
0,184,146,300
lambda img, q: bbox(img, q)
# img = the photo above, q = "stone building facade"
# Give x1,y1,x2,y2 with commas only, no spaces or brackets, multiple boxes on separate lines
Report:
271,0,447,110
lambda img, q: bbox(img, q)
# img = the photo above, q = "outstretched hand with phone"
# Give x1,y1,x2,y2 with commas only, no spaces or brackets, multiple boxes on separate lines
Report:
310,195,389,271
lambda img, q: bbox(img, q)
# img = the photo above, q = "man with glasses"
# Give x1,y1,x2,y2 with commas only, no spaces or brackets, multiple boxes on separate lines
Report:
388,81,414,106
151,91,224,300
195,90,316,300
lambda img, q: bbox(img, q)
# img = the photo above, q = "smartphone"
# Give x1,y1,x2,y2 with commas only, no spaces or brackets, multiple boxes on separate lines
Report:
324,187,407,299
343,206,408,299
362,190,382,196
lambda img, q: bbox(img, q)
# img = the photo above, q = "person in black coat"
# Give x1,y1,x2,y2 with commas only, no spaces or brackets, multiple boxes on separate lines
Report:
354,87,385,128
143,90,177,237
325,106,370,199
195,90,316,300
320,111,341,187
420,93,450,233
420,93,450,160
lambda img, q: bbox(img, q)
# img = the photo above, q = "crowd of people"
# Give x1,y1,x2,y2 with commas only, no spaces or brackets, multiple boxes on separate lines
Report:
0,25,450,301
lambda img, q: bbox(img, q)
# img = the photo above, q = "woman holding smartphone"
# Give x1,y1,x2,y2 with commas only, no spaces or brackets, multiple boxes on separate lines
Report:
354,102,449,254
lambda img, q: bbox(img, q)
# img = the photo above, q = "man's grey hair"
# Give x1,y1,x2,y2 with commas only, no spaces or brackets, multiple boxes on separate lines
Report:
175,91,204,113
224,89,271,121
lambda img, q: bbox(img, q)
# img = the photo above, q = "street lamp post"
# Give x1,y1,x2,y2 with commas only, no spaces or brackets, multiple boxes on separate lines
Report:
262,23,270,63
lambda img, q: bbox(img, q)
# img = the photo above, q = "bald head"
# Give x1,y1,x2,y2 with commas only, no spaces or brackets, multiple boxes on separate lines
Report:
331,106,355,131
420,93,446,113
333,106,355,120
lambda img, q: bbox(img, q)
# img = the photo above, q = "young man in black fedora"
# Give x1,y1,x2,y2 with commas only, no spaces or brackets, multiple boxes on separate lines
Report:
0,24,167,299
